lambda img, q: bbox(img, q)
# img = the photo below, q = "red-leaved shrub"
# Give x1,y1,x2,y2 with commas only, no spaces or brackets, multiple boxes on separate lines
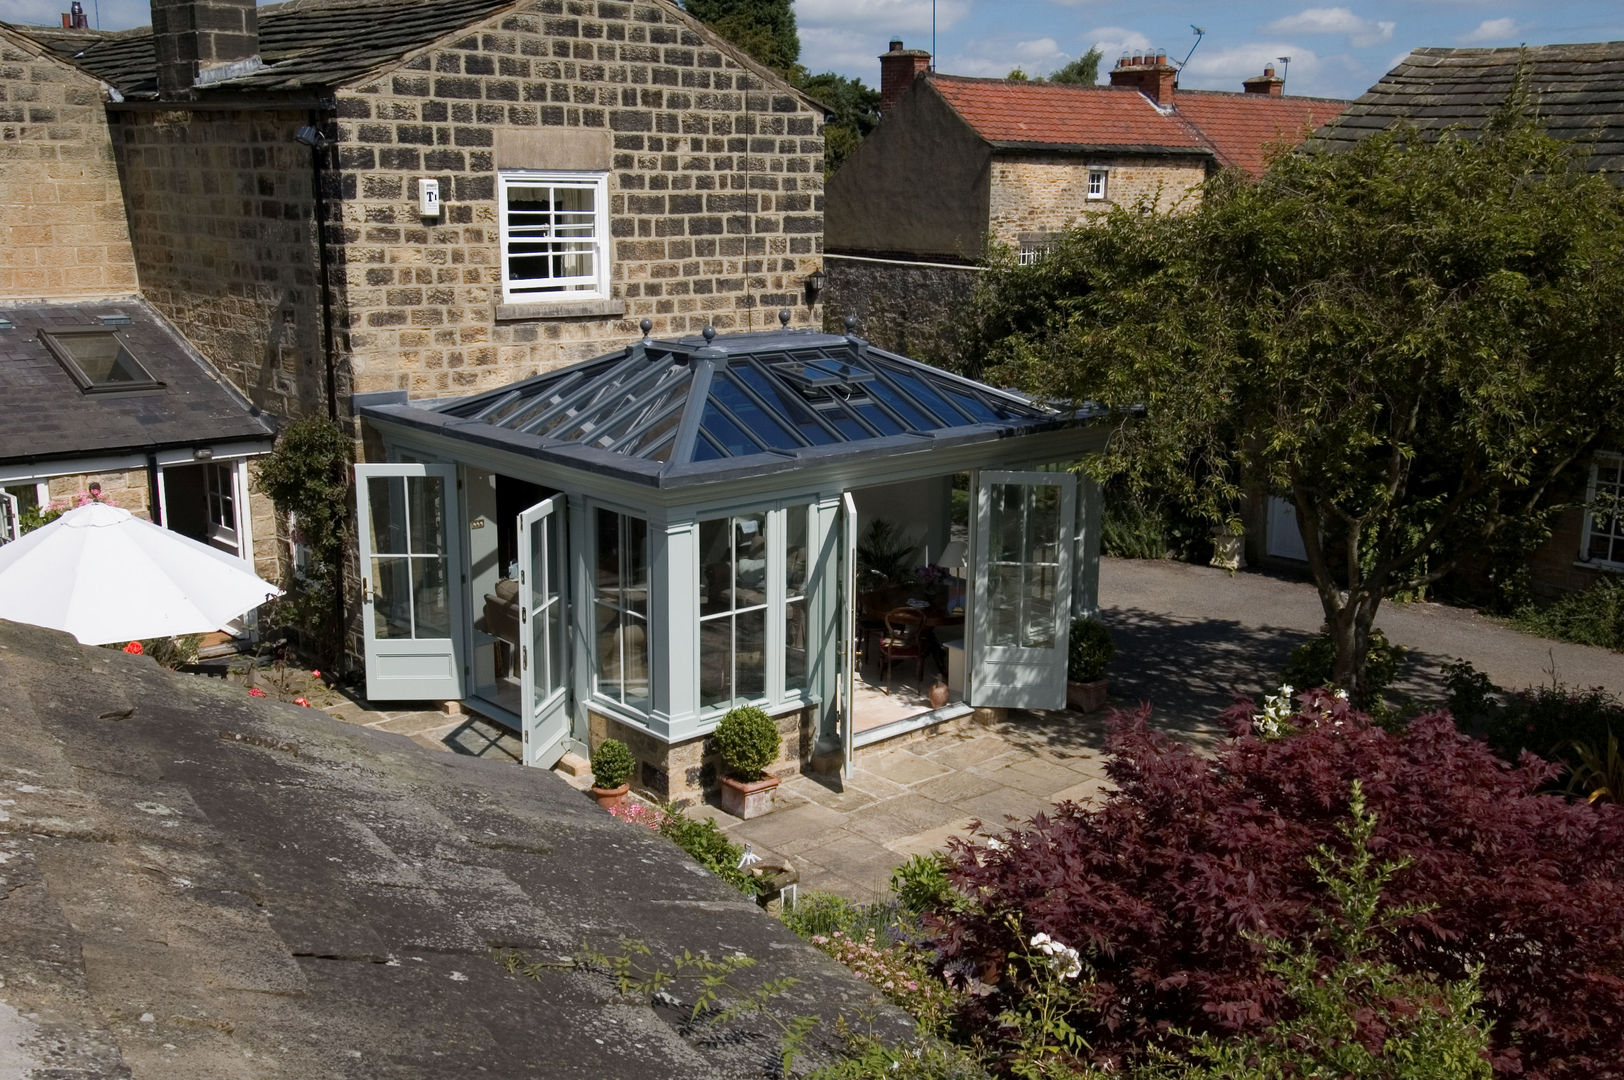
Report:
937,694,1624,1079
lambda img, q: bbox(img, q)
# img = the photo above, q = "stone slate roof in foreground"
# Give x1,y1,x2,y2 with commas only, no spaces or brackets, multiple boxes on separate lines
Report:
0,619,904,1077
0,298,273,466
1312,42,1624,175
16,0,518,97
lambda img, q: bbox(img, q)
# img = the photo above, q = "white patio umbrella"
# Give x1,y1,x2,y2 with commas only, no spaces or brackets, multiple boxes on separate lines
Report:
0,502,282,645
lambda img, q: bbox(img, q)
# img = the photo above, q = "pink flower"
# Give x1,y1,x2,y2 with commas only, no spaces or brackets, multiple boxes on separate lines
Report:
293,697,311,708
122,641,144,655
311,670,321,679
248,687,267,698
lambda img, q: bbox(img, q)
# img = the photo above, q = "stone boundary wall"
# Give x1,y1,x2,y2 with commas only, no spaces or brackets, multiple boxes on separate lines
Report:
334,0,826,399
589,703,812,803
0,30,139,300
823,255,980,372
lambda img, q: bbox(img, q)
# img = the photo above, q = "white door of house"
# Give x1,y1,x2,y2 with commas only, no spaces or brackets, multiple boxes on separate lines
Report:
1266,496,1308,562
838,491,858,777
969,470,1076,710
355,463,464,700
517,494,570,768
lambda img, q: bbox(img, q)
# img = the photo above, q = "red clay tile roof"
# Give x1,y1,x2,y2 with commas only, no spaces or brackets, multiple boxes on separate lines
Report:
928,75,1211,155
1173,90,1347,174
926,74,1346,175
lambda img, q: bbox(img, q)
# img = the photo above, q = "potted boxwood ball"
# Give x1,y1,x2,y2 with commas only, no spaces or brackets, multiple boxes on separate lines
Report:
1066,617,1115,713
589,738,635,810
714,705,781,820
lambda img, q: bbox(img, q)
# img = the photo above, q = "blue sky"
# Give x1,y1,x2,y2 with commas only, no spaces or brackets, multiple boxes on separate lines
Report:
5,0,1622,101
795,0,1624,99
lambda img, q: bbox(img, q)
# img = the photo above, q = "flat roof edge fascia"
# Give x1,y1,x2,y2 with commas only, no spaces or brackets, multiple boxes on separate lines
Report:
0,434,275,470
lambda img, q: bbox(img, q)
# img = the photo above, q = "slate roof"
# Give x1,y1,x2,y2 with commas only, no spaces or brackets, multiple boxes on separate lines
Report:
925,74,1347,175
1313,42,1624,174
0,618,908,1077
17,0,518,98
1173,90,1347,175
0,299,273,466
361,323,1096,488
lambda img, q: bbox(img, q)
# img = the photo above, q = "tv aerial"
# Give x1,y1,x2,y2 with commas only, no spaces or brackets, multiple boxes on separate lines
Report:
1179,25,1206,70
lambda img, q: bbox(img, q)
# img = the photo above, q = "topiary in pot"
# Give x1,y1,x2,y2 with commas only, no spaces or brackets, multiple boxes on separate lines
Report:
590,738,635,810
1067,617,1115,712
714,705,782,820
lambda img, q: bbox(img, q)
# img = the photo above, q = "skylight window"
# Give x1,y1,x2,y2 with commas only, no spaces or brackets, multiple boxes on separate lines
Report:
41,329,163,393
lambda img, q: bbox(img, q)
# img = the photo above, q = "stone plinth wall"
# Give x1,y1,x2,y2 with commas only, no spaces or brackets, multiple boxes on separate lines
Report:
823,255,980,372
109,106,332,422
588,704,813,804
987,153,1205,246
44,469,152,518
0,30,139,300
333,0,826,399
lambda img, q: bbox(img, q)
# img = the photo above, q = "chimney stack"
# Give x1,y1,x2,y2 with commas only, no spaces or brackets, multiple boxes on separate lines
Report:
879,39,932,114
1108,51,1177,106
1243,65,1285,95
60,2,89,29
150,0,261,97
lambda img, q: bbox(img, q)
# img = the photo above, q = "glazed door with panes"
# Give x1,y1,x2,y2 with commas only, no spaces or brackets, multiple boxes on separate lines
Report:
0,491,17,546
355,463,464,700
517,495,571,767
969,471,1075,709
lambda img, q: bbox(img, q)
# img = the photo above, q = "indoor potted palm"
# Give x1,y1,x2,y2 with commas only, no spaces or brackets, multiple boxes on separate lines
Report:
714,705,782,819
589,738,635,810
1066,617,1115,713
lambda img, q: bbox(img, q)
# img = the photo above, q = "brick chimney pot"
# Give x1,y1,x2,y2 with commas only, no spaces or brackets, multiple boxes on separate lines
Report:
879,39,932,114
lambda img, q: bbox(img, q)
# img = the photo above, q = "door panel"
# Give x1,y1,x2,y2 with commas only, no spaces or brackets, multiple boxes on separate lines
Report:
969,471,1075,710
839,492,857,777
356,463,464,700
519,494,570,768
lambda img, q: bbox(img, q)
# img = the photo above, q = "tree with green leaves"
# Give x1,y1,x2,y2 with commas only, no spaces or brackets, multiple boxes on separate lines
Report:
973,97,1624,704
1048,48,1102,84
795,71,879,178
682,0,799,75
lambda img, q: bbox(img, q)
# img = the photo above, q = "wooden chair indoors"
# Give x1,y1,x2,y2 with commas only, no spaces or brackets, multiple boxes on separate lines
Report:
879,607,926,694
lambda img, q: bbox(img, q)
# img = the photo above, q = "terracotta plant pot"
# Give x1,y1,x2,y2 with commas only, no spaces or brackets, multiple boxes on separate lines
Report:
1067,678,1109,714
719,774,780,820
590,783,630,810
928,680,950,709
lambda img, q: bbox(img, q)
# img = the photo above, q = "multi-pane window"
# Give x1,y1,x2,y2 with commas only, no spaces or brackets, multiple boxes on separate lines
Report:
1018,243,1052,266
498,171,609,302
204,462,236,537
699,513,769,710
784,506,810,696
1086,168,1108,201
1584,453,1624,568
594,509,650,711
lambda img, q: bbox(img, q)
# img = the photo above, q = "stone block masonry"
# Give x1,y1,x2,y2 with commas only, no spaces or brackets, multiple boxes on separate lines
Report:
335,0,826,398
0,30,139,301
987,154,1206,246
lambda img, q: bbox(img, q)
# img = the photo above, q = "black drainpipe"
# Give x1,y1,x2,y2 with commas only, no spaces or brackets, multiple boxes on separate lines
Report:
146,451,162,525
307,108,339,422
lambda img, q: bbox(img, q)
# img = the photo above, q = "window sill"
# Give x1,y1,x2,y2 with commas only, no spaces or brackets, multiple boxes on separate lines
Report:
494,298,626,322
1574,559,1624,573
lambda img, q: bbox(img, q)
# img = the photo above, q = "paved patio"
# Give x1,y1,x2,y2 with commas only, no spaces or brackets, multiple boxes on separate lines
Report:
312,556,1622,904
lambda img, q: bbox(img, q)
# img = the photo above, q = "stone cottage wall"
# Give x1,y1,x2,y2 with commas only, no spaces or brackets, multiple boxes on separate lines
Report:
823,255,980,372
986,154,1205,248
0,30,139,300
332,0,826,398
1528,505,1620,600
109,106,332,422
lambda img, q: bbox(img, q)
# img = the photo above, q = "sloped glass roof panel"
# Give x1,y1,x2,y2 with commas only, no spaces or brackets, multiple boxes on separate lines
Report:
410,326,1072,483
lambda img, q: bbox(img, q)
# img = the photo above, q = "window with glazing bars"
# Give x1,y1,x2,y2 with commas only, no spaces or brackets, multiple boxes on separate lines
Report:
1584,452,1624,568
499,171,609,302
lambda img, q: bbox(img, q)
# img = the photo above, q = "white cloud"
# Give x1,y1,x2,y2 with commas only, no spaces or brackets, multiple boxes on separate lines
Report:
1264,7,1395,48
1179,42,1339,95
1461,17,1521,43
1085,26,1153,69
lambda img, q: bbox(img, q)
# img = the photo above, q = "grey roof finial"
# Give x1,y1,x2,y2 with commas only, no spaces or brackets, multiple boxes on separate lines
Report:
703,325,716,343
778,308,791,328
640,318,652,339
844,315,857,334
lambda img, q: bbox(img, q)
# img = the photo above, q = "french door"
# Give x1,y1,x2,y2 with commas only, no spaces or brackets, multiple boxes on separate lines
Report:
969,470,1076,710
355,463,464,700
517,494,571,767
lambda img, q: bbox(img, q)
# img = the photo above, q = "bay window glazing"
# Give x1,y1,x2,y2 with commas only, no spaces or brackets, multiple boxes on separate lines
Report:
594,509,650,711
699,513,768,710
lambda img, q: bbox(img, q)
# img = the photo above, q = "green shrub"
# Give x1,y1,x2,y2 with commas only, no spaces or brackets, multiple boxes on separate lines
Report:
1486,683,1624,770
102,634,203,670
890,852,956,917
1511,577,1624,652
714,705,780,781
590,738,635,789
656,804,764,896
1067,617,1115,683
1282,628,1404,707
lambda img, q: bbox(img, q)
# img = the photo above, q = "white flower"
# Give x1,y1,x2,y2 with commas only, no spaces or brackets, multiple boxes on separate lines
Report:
1028,932,1083,980
1029,932,1052,948
1334,688,1349,700
985,836,1006,851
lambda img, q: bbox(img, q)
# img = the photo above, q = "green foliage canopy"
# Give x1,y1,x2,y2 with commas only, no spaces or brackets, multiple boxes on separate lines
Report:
682,0,799,74
796,71,880,177
973,96,1624,702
